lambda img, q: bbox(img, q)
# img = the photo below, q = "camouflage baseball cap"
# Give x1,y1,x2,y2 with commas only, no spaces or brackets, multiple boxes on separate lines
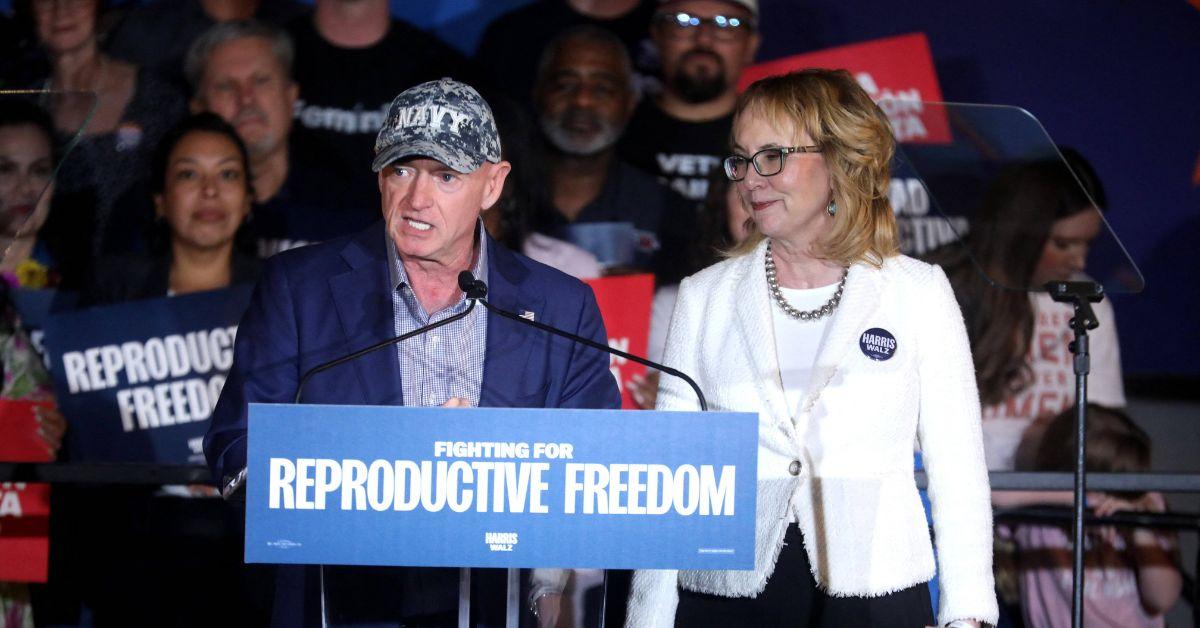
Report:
371,78,502,174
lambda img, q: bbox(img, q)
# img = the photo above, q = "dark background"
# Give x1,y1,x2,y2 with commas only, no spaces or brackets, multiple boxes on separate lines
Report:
6,0,1199,384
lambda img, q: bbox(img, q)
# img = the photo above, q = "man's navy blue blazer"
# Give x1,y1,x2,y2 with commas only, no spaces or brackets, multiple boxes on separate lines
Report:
205,220,621,483
203,221,620,624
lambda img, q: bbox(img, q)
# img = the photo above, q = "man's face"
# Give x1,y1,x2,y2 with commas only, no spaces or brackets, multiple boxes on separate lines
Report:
378,157,510,267
652,0,760,104
534,37,635,156
193,37,298,161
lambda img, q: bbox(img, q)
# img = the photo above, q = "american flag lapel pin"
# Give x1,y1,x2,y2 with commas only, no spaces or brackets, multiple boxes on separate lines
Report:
519,310,535,321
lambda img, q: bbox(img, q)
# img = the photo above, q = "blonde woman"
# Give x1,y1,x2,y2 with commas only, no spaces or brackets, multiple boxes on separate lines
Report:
626,70,997,628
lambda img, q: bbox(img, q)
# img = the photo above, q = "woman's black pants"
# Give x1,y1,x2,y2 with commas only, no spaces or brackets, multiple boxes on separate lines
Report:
675,524,934,628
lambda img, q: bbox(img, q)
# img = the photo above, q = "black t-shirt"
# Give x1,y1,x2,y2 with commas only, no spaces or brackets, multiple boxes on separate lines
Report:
536,160,694,284
104,0,309,91
54,68,188,254
253,153,377,258
474,0,660,110
286,17,479,211
84,250,262,307
618,99,732,202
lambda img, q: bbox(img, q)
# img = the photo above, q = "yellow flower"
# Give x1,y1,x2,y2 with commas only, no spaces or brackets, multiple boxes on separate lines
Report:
15,258,49,289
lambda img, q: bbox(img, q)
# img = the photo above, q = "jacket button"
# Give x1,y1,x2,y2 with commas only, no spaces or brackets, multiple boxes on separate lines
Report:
788,460,801,476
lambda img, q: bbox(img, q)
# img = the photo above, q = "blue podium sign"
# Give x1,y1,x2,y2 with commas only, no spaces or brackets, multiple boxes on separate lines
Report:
246,404,757,570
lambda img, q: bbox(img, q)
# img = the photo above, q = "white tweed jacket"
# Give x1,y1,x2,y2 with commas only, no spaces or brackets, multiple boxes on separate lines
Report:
626,240,998,627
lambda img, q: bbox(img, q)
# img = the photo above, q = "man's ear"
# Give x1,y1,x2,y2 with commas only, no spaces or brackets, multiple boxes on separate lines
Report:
189,98,204,114
480,161,512,211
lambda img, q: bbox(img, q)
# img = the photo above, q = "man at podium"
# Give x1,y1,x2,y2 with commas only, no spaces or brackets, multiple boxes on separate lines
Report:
204,78,621,626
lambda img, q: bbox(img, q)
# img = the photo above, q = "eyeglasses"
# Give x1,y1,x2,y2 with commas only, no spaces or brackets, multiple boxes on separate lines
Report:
723,146,822,181
654,12,756,40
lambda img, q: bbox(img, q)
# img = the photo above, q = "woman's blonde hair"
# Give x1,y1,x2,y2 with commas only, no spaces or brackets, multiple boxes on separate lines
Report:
727,69,899,267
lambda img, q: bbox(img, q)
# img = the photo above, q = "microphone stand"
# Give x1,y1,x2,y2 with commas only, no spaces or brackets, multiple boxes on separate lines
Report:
458,271,708,628
1045,280,1103,628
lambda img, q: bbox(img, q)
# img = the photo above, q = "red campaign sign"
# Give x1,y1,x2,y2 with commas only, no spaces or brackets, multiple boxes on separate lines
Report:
0,399,53,462
738,33,951,144
0,399,54,582
584,274,654,409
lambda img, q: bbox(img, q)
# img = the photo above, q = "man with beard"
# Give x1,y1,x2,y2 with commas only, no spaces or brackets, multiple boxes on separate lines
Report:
534,26,692,283
187,20,375,256
619,0,760,203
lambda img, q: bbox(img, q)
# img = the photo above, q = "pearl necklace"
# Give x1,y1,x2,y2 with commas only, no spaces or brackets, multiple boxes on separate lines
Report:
764,242,847,321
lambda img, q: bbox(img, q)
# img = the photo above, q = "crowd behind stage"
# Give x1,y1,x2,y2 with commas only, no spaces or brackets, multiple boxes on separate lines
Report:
0,0,1184,626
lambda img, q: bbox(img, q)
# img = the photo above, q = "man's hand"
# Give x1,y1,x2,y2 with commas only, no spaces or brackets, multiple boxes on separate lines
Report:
441,397,472,408
627,371,660,409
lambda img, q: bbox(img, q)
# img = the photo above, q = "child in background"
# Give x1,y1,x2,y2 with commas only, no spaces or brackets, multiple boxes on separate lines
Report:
1013,404,1181,627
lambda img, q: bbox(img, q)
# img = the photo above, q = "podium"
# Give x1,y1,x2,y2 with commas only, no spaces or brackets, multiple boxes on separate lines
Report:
244,403,757,627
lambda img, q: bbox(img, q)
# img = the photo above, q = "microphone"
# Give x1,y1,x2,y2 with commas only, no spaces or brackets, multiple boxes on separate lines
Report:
456,271,708,411
459,271,488,300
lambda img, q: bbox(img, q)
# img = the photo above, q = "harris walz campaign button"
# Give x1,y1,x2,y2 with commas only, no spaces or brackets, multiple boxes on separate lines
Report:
859,328,897,361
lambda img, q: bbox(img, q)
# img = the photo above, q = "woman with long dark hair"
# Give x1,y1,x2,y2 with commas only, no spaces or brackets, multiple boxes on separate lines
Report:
932,149,1125,472
72,113,262,625
87,112,259,303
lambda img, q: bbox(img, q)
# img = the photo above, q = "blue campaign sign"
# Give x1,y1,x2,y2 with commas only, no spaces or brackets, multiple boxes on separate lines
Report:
246,404,757,570
42,285,253,464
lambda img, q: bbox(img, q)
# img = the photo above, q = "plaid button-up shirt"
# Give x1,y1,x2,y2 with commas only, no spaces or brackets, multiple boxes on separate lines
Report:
386,223,489,407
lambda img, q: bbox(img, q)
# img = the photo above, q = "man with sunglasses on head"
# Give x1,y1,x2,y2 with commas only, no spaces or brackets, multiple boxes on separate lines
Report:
619,0,760,204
